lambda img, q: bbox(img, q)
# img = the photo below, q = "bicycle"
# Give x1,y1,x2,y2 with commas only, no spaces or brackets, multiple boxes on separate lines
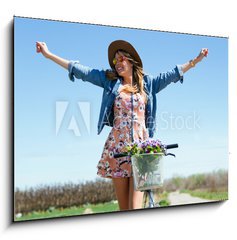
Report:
114,143,178,208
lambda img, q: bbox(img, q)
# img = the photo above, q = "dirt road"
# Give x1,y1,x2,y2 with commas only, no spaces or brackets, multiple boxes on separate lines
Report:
168,191,214,206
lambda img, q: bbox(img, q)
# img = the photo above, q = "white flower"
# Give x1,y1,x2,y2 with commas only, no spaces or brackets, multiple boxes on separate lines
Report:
109,151,114,158
139,105,144,112
109,136,115,143
115,101,121,108
117,141,124,149
133,112,138,120
125,102,132,109
125,133,130,139
120,121,127,128
119,133,124,139
103,149,109,154
133,101,139,108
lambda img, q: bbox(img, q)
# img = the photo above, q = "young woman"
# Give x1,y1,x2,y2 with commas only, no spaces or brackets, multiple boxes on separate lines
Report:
36,40,208,211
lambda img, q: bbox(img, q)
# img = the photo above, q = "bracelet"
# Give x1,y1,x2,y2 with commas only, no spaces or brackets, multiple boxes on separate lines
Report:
189,59,195,67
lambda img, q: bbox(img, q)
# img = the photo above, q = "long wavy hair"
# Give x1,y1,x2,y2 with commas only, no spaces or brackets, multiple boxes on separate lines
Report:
105,50,148,103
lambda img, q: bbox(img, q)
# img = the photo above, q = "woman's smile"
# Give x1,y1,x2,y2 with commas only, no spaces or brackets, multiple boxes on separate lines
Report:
116,66,124,74
114,52,133,78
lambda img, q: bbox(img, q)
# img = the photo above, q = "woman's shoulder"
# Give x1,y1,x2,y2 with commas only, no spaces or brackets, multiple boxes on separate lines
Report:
143,73,153,82
143,74,153,91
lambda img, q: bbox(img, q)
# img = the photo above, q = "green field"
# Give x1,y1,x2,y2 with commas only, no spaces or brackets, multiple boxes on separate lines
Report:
180,190,228,201
15,202,120,222
14,189,228,222
15,195,170,222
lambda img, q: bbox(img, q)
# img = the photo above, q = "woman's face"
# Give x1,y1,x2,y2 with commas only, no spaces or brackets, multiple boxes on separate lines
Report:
114,51,133,78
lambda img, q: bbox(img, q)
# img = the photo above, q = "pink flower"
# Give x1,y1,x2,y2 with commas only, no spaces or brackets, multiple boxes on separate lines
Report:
114,172,123,177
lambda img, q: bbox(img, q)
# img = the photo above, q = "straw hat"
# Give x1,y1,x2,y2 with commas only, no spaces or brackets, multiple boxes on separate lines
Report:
108,40,143,69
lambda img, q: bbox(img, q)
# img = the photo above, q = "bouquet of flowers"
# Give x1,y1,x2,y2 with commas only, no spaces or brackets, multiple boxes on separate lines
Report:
125,138,165,190
125,138,165,155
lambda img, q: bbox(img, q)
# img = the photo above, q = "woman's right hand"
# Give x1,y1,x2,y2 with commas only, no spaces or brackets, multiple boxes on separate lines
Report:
36,41,69,69
36,42,51,58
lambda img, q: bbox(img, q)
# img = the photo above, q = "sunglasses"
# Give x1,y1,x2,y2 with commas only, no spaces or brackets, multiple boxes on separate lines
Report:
112,56,127,65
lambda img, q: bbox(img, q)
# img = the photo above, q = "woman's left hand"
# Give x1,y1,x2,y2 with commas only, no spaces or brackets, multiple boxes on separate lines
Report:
197,48,209,62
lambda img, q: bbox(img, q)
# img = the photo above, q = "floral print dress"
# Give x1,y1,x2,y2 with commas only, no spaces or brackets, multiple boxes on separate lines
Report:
97,88,149,178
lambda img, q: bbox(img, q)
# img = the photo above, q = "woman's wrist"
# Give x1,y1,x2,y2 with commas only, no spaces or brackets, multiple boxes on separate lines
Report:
182,48,208,73
194,49,208,64
189,56,202,68
193,56,201,66
195,57,200,64
45,51,53,59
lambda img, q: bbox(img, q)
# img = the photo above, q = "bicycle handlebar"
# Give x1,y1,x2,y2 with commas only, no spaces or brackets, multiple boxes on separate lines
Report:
165,144,178,149
114,143,178,158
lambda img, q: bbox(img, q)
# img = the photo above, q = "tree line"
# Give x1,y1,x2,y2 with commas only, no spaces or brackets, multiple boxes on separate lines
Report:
15,170,228,214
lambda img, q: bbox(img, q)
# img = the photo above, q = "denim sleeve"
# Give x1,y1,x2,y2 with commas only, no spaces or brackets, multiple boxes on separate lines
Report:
152,65,184,94
68,61,107,88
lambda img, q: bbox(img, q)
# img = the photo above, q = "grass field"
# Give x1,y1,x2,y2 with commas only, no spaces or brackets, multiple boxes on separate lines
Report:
15,193,170,222
15,201,120,222
180,190,228,201
15,189,227,222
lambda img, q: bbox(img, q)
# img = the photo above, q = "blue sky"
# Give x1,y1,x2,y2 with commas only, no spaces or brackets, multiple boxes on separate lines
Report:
14,17,228,190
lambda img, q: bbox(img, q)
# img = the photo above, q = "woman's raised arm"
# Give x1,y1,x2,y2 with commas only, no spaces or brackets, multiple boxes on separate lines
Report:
152,48,208,94
36,41,107,88
181,48,208,73
36,42,69,70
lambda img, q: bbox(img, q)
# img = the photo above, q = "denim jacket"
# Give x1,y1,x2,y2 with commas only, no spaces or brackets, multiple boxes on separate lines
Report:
68,61,184,138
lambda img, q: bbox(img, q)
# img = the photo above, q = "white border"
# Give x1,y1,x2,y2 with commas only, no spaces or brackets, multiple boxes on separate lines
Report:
1,1,236,240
